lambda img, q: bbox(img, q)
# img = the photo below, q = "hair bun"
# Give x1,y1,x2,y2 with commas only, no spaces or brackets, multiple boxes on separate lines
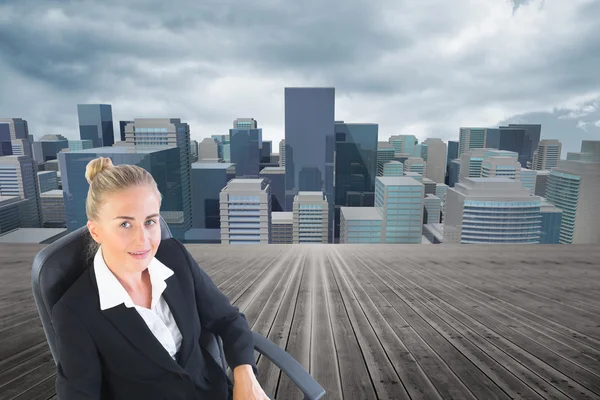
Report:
85,157,114,184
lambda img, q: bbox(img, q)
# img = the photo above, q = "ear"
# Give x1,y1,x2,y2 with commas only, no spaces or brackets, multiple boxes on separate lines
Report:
87,220,101,244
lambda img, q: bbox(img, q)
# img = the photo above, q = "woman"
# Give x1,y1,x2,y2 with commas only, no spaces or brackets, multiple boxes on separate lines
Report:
53,156,270,399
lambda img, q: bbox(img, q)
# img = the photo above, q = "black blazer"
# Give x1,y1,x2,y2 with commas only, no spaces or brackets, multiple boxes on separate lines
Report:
53,238,257,400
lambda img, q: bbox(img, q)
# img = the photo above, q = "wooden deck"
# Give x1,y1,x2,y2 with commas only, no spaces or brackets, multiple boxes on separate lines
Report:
1,243,600,399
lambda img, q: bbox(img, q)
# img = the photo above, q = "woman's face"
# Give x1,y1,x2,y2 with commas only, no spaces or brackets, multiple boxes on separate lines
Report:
87,185,162,274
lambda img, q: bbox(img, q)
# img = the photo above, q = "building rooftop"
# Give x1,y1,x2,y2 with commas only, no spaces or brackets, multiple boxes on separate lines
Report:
64,146,176,155
340,207,382,220
0,228,68,244
40,190,63,197
1,243,600,399
377,176,423,186
191,162,234,169
259,167,285,173
271,212,293,222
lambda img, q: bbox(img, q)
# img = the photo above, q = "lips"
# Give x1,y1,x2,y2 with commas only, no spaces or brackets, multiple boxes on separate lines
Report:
128,250,150,255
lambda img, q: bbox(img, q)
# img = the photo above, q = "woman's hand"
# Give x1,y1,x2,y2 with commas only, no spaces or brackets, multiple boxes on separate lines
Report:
232,365,270,400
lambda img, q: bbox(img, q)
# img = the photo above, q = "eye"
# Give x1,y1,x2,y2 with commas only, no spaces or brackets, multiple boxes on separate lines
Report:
120,221,131,228
146,219,156,225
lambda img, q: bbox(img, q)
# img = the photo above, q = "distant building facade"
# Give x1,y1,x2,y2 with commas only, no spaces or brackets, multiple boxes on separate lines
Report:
444,178,542,244
77,104,114,148
293,191,329,244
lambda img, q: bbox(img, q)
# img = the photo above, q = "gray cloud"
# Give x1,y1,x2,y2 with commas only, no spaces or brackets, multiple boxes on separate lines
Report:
1,0,599,151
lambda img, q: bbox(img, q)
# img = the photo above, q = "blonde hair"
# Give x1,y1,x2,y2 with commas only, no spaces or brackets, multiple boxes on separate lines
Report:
84,156,163,259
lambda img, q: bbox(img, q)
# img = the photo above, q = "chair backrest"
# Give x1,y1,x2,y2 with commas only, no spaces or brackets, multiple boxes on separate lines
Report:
32,217,226,371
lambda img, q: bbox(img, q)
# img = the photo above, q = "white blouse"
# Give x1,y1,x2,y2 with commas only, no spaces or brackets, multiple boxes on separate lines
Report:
93,247,183,360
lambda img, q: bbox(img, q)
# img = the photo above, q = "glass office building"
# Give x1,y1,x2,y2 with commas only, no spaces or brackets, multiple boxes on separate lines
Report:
284,88,335,242
339,207,382,244
230,128,261,178
59,146,184,238
444,178,542,244
219,179,271,244
539,199,562,244
77,104,114,148
375,176,424,244
293,191,329,243
190,162,235,229
334,122,378,242
259,167,285,212
377,144,395,176
69,140,94,151
383,161,404,177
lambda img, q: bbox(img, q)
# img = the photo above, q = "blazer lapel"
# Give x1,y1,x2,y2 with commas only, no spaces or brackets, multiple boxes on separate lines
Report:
89,265,185,375
162,273,195,368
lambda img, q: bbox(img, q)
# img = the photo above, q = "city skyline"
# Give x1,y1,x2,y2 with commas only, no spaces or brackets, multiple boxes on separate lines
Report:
1,1,599,155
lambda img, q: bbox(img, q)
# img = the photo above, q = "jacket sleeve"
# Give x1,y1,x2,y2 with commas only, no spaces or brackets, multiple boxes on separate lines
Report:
53,301,102,399
174,239,258,376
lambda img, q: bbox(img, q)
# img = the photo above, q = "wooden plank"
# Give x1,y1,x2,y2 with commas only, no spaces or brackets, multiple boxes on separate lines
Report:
309,249,343,400
328,248,410,400
255,250,307,399
277,247,315,400
381,251,600,400
12,374,57,400
0,350,53,391
0,360,55,399
323,250,377,400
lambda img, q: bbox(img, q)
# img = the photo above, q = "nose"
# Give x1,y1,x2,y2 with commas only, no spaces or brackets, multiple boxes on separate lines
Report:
133,224,149,246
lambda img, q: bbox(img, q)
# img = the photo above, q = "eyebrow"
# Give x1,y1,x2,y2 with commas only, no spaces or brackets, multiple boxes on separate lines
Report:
114,213,160,220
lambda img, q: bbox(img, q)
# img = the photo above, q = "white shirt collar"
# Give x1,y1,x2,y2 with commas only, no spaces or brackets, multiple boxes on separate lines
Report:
93,245,174,311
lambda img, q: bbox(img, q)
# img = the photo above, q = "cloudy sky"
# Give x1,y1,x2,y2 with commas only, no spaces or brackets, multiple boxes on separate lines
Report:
1,0,599,155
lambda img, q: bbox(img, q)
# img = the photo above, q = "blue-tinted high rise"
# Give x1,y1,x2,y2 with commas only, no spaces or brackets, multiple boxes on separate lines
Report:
191,162,235,229
539,200,562,244
284,87,335,242
506,124,541,168
0,123,12,156
77,104,114,148
32,135,69,164
334,122,378,241
229,128,261,178
59,147,184,239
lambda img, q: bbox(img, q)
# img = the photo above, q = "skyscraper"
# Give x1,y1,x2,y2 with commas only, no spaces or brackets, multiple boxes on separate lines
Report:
334,122,378,241
229,128,261,177
219,178,271,244
383,161,404,177
504,124,541,168
458,128,489,157
293,191,329,244
339,207,382,244
32,135,69,164
198,138,220,161
284,87,335,242
278,139,285,168
377,142,395,176
191,162,235,229
423,138,447,183
77,104,114,148
119,120,134,142
375,176,424,244
0,118,33,158
539,198,562,244
389,134,418,156
233,118,258,130
444,178,542,244
404,157,427,175
546,158,600,244
533,139,562,170
0,155,42,228
259,167,285,212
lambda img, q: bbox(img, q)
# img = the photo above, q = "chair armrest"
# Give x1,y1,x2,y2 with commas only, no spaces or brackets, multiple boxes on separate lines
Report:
252,332,326,400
